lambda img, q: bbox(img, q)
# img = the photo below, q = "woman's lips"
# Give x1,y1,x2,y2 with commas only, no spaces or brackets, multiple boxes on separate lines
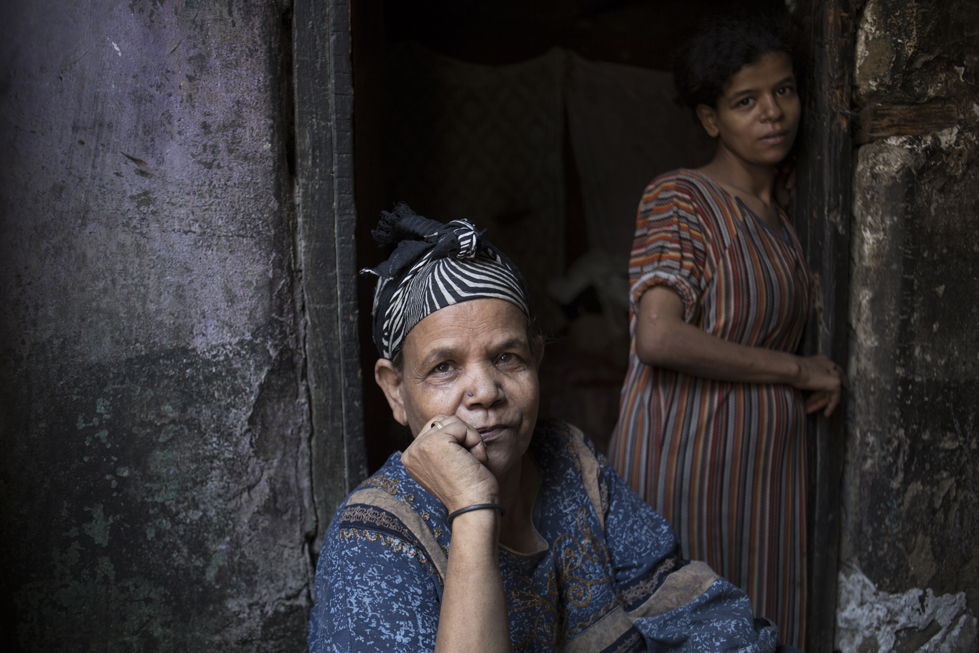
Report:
760,131,789,145
477,425,508,442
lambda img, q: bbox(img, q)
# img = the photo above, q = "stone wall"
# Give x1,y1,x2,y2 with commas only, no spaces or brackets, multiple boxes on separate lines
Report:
0,1,316,650
841,0,979,650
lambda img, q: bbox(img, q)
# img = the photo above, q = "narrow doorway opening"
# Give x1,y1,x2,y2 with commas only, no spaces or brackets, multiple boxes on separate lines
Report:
351,0,786,470
347,2,849,651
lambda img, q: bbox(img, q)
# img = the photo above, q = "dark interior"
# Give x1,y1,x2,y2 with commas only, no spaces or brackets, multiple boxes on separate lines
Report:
352,0,788,472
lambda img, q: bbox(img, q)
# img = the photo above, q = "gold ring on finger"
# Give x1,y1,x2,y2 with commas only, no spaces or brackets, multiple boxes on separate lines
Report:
432,420,444,430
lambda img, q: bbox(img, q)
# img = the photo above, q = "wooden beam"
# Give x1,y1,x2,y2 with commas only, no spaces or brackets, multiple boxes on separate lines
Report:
854,103,959,144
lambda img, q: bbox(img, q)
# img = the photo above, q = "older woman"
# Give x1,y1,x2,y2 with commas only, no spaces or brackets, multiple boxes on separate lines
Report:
608,16,848,649
308,205,792,652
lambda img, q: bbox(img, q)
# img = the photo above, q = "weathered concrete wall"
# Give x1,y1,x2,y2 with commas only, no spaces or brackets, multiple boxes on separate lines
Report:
0,1,315,650
841,0,979,650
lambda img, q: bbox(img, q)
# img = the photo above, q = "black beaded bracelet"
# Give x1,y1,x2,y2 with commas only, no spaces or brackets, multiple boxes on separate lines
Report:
446,503,507,526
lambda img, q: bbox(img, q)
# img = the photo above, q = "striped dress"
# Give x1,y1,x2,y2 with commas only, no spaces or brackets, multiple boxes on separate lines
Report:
608,169,810,648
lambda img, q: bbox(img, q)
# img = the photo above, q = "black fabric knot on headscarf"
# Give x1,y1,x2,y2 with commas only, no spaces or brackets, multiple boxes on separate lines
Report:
370,203,483,283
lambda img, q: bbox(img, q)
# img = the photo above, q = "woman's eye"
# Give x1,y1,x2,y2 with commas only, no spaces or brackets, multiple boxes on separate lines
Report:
433,362,452,374
737,97,753,107
777,85,795,96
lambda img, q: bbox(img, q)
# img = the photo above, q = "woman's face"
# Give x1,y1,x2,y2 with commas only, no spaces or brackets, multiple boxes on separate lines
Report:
697,50,800,168
380,298,541,479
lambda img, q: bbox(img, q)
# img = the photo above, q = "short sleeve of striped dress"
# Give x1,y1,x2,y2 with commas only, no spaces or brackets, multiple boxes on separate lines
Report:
629,175,709,324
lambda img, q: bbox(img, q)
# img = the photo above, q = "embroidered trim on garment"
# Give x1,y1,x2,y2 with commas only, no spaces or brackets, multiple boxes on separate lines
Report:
338,528,437,576
336,504,419,545
357,474,401,495
627,560,719,619
618,547,685,610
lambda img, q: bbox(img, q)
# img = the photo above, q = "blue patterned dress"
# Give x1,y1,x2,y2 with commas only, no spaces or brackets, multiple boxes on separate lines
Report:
309,420,784,652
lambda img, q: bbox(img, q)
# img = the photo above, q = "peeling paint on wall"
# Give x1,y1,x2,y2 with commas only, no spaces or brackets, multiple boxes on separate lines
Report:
836,566,977,653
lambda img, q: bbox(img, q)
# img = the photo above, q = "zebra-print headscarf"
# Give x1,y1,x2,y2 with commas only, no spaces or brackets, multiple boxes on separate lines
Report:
365,204,531,361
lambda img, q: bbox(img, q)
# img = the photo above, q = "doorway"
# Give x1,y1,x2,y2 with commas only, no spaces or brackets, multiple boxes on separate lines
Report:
351,0,786,469
346,2,852,651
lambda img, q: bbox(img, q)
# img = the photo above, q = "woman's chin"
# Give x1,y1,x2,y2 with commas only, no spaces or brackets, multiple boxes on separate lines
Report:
485,434,532,479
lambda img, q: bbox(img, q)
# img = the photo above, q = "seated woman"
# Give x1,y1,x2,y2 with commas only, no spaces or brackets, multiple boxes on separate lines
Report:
308,204,794,652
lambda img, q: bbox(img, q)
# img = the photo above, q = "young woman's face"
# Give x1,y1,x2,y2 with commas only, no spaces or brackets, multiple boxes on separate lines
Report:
697,51,800,168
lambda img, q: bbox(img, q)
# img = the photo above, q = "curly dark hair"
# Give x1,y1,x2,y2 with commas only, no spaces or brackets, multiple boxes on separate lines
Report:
673,14,797,111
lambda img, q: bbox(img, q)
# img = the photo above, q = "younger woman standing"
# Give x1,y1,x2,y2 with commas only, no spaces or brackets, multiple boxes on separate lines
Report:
609,16,848,648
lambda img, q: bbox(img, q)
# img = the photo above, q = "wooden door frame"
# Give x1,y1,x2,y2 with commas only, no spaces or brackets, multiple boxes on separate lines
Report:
293,0,367,554
291,0,858,644
795,1,856,651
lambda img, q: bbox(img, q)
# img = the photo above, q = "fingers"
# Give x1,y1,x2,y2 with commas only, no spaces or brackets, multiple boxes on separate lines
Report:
824,391,841,417
468,438,489,466
801,355,849,392
423,415,487,462
799,356,849,418
805,388,842,416
820,386,842,417
401,415,499,512
409,414,490,474
819,358,841,378
820,354,849,385
805,391,829,414
825,360,850,395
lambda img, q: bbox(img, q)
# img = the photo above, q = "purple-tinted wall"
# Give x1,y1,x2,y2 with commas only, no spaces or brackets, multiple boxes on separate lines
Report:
0,1,318,649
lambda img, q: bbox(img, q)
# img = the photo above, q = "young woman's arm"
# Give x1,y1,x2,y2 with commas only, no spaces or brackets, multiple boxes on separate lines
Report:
635,286,848,415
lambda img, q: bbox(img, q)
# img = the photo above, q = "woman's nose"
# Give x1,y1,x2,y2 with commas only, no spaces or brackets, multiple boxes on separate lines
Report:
463,364,504,408
761,94,784,121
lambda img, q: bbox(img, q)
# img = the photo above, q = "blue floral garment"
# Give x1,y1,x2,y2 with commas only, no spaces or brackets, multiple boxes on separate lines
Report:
309,420,783,652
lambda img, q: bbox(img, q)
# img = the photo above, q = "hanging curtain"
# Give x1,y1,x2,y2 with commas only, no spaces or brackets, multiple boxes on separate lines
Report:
384,44,567,331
